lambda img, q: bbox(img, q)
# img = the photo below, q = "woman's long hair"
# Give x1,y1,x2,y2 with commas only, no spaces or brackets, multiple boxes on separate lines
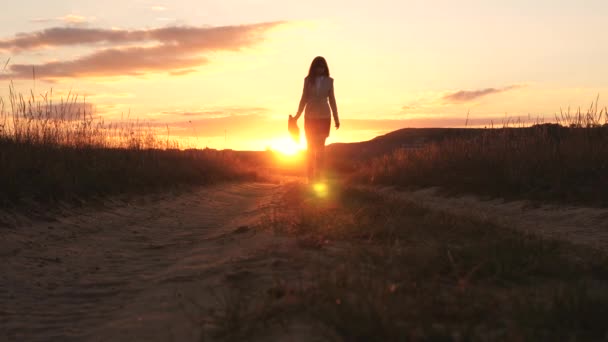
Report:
306,56,330,86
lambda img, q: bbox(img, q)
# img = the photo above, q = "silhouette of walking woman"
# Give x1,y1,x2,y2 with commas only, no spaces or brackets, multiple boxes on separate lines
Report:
293,56,340,182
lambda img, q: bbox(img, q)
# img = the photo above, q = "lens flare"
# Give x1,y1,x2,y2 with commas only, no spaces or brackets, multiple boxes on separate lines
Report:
313,182,328,198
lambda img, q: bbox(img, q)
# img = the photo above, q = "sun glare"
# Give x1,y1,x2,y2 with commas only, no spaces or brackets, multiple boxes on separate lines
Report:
268,137,304,157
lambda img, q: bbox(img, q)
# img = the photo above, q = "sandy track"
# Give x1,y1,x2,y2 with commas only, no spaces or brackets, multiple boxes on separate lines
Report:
377,187,608,251
0,182,296,341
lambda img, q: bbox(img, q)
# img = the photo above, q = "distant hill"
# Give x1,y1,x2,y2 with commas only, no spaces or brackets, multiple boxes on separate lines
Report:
326,128,486,162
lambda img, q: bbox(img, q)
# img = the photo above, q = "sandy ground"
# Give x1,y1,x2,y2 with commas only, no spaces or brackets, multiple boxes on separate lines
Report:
2,181,608,341
376,187,608,251
0,182,327,342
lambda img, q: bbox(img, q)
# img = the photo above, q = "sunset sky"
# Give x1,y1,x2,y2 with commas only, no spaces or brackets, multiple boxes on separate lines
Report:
1,0,607,150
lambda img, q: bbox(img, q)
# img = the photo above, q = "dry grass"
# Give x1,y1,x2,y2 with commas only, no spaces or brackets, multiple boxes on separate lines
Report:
353,101,608,206
0,85,260,209
215,182,608,341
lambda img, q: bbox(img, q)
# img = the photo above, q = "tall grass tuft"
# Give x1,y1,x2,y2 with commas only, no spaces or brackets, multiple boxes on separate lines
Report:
0,85,259,209
354,100,608,206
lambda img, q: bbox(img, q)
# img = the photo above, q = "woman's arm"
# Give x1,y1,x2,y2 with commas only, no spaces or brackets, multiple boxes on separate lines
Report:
329,79,340,129
294,79,308,120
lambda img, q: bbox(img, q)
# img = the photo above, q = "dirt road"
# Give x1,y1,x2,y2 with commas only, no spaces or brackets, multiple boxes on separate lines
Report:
377,187,608,251
0,182,298,341
2,181,608,341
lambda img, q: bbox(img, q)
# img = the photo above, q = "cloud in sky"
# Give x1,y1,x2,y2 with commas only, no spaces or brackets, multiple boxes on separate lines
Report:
161,106,268,119
30,14,94,25
0,22,283,79
443,85,521,103
58,15,91,24
168,68,197,76
156,114,272,139
151,6,167,11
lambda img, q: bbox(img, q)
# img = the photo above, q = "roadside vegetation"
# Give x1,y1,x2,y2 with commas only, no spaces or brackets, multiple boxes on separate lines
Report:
351,100,608,206
0,85,261,209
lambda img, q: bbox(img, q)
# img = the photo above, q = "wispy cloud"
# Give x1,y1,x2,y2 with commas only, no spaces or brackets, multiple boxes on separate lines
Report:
161,106,268,119
154,114,274,139
168,68,197,76
151,5,167,11
0,22,284,79
30,14,95,25
59,15,91,24
443,85,521,103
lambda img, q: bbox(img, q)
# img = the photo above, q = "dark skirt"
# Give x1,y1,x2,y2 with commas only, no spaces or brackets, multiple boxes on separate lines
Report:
305,118,331,141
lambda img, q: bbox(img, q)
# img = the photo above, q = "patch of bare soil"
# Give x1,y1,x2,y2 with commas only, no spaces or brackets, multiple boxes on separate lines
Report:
0,182,324,341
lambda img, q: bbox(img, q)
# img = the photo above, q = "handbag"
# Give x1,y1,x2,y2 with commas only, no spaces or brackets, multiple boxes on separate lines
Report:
288,115,300,143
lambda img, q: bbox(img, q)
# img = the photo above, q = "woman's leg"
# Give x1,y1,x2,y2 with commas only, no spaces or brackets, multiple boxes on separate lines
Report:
315,137,326,181
307,139,316,182
305,118,330,182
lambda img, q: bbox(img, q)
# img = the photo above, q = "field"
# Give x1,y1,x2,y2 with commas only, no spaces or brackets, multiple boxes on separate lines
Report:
219,182,608,341
2,87,608,341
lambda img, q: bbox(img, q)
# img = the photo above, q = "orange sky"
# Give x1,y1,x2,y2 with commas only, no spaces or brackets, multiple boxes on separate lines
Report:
1,1,607,150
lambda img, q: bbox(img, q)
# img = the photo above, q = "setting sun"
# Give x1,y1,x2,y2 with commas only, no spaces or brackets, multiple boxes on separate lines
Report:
267,136,305,157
